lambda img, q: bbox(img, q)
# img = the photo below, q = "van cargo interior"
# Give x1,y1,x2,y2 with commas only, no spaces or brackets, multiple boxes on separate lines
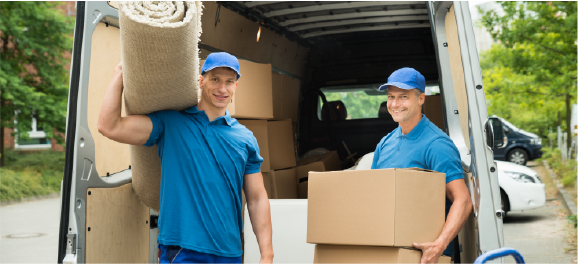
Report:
201,1,444,166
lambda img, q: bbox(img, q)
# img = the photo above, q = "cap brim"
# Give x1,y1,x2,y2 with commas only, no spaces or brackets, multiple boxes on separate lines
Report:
378,82,416,91
201,65,242,79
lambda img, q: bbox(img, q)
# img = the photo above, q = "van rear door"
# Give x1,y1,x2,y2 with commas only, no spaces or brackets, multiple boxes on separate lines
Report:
58,2,157,263
430,1,504,262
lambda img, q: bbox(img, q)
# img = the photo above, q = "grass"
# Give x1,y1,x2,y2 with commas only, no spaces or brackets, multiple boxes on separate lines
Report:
0,149,65,202
539,147,578,205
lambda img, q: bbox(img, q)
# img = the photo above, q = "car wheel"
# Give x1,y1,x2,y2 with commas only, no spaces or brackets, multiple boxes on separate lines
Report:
500,189,510,217
508,148,528,165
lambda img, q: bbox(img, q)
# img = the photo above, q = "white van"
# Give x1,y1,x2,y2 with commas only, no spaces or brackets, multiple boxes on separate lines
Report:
58,2,507,263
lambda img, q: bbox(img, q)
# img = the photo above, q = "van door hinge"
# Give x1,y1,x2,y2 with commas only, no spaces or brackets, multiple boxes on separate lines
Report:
66,234,76,254
150,215,159,229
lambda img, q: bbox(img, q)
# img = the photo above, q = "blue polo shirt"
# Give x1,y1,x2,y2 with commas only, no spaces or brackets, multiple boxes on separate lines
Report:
371,114,463,256
144,106,263,257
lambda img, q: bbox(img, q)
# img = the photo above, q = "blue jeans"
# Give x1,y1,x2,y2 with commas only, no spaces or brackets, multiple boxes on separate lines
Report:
159,244,242,264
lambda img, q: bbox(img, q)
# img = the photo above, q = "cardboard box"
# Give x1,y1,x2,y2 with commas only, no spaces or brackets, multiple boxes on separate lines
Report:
271,72,300,123
267,120,296,170
238,119,270,172
200,59,273,119
295,151,342,199
269,168,298,199
313,244,451,263
307,168,446,247
422,94,444,130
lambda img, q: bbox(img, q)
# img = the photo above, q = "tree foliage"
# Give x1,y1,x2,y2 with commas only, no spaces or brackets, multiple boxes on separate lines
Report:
479,1,577,140
325,91,388,119
0,2,73,148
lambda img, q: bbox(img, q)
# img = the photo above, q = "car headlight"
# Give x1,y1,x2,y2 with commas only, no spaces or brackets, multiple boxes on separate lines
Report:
530,138,542,145
504,171,536,183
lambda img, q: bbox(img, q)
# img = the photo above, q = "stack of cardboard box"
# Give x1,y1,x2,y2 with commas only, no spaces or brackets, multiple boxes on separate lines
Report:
306,168,452,263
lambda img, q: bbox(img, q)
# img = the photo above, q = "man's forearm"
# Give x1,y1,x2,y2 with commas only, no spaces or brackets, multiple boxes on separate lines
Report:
97,69,123,135
435,197,472,248
247,195,273,260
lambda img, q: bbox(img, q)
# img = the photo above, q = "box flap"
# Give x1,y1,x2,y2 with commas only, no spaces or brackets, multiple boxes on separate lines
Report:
394,169,446,246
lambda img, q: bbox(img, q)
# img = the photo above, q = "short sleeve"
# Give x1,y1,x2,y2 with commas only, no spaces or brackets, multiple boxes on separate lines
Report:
143,111,166,147
425,138,464,183
244,135,263,175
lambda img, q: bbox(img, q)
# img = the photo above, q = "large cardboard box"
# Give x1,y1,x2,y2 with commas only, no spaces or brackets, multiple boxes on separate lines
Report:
313,244,451,263
295,151,342,199
270,168,298,199
200,59,273,119
307,168,446,247
271,72,300,123
422,94,444,130
267,120,296,170
238,120,270,172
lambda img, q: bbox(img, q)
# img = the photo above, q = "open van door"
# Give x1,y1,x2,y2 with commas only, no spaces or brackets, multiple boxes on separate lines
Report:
58,2,158,263
429,1,504,262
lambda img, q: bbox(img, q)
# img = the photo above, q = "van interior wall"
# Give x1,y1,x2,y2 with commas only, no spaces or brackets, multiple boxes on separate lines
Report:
298,28,440,162
199,1,309,78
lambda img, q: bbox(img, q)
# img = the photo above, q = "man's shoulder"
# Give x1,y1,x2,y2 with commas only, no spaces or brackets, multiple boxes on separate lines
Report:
380,127,400,143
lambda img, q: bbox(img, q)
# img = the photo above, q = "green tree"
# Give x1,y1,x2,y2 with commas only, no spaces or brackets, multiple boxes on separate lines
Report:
480,1,577,147
0,2,74,166
481,44,567,138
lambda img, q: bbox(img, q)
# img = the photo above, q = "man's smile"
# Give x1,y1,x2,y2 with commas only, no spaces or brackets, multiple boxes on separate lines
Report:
214,94,229,100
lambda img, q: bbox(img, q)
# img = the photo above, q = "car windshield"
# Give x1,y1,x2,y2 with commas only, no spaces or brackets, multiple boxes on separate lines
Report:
501,118,521,132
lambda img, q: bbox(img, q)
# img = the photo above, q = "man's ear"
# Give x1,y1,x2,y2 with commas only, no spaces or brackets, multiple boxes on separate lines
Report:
418,92,426,105
198,75,204,90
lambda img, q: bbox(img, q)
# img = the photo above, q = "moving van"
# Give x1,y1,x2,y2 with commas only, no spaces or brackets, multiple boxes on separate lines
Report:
58,2,507,263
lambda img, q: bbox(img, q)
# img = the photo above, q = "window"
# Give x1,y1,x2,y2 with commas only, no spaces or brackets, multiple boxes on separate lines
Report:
14,112,51,150
317,82,441,120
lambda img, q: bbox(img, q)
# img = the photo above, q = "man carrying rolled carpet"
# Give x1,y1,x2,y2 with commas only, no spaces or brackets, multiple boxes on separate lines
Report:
98,52,273,263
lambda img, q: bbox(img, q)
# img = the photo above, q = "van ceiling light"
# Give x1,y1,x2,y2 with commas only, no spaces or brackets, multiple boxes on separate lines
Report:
257,25,262,43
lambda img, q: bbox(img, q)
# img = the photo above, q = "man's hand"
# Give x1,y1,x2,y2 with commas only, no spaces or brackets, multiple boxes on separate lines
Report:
244,172,273,264
413,241,445,264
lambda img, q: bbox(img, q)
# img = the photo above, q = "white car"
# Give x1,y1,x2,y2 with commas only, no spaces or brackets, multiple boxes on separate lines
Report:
354,153,546,216
496,160,546,215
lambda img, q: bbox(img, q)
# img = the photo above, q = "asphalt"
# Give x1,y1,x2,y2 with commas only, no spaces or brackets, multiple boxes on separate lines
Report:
0,197,60,263
503,199,576,263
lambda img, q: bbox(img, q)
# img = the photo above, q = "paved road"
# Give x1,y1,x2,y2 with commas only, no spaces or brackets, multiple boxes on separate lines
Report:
0,197,60,263
0,185,575,263
502,161,576,263
504,200,575,263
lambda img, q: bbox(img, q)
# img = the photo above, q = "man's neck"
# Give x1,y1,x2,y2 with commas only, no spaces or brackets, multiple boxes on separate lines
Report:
197,100,227,122
399,114,423,135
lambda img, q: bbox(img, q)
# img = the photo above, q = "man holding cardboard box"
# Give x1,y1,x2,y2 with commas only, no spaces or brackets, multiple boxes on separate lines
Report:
98,52,273,263
372,67,473,263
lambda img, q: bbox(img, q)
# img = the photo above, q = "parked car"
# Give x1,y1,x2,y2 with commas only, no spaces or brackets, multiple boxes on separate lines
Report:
354,154,545,218
496,160,546,216
489,116,543,165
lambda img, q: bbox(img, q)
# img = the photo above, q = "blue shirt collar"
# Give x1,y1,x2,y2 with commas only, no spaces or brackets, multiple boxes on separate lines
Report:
396,114,429,140
184,105,233,126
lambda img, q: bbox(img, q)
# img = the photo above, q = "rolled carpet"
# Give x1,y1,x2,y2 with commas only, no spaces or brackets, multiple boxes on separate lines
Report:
119,1,203,212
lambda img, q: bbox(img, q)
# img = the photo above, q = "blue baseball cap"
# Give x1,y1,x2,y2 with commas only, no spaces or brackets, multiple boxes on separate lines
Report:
201,52,241,79
378,67,425,93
